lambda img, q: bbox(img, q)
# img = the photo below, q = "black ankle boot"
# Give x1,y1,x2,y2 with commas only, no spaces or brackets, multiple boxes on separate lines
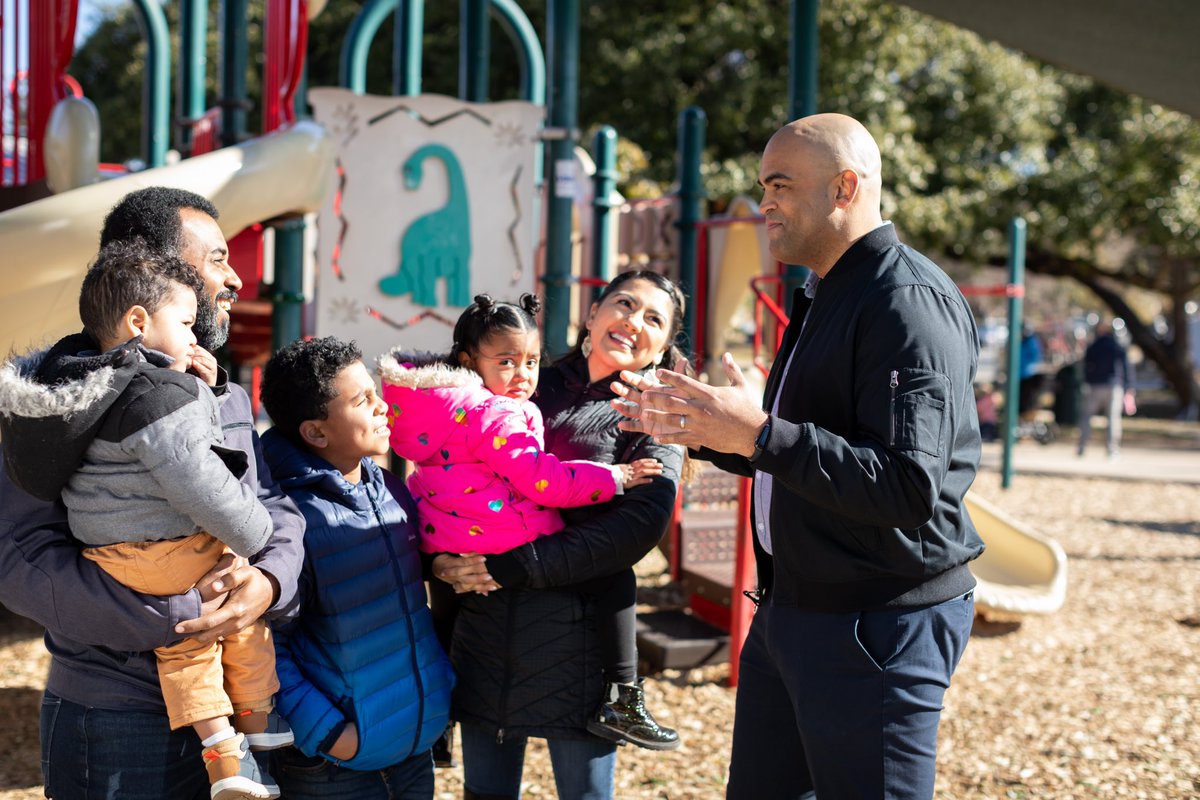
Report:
432,721,456,768
586,680,681,751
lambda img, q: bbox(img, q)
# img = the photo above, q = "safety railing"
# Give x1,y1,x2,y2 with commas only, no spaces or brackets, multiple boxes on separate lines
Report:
749,274,789,377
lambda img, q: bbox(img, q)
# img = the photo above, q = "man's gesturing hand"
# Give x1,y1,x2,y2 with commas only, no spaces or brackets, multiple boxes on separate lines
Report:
611,352,768,457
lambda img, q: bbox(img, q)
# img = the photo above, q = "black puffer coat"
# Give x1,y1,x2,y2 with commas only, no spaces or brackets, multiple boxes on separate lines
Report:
449,354,682,742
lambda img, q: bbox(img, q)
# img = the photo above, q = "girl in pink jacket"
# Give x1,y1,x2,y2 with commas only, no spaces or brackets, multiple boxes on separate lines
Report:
380,294,679,752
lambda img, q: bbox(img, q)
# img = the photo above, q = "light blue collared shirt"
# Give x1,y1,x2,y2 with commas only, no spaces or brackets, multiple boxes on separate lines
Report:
751,270,820,555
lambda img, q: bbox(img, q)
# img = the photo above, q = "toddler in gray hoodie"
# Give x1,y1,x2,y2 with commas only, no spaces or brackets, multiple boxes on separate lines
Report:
0,241,289,800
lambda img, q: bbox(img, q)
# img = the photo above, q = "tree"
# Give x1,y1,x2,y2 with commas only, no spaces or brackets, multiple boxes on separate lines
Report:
567,0,1199,413
71,1,267,164
70,0,1199,412
1012,82,1200,416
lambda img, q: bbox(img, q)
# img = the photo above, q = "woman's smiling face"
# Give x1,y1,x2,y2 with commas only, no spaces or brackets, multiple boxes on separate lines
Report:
584,278,676,381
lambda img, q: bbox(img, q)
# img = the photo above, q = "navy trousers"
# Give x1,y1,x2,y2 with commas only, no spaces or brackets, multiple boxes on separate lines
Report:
726,592,974,800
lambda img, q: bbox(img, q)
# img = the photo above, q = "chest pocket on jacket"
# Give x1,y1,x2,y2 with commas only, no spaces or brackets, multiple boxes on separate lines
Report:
889,368,948,457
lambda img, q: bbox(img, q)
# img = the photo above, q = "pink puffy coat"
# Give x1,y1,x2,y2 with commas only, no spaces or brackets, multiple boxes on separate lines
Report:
379,351,619,554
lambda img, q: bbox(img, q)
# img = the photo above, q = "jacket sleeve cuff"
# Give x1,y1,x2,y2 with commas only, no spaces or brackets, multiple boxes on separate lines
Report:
752,418,808,478
168,589,203,642
486,550,530,590
419,550,439,581
317,721,348,756
210,366,230,397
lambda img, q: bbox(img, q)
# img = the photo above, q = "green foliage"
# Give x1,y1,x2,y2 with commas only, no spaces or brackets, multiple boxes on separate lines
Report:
69,3,150,164
67,0,1200,407
72,0,267,164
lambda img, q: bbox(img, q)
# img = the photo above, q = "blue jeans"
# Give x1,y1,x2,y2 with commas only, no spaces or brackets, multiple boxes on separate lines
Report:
40,691,208,800
460,722,617,800
270,746,434,799
726,592,975,800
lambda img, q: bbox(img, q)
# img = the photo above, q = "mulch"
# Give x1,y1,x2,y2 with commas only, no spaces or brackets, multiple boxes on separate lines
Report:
2,468,1197,799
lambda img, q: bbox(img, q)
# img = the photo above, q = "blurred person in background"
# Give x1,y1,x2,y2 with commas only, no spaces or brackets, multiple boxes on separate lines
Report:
1078,319,1134,458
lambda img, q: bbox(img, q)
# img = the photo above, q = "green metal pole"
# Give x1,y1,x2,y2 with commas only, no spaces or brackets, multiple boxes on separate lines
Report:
1001,216,1027,489
461,0,491,102
130,0,170,167
491,0,545,105
591,125,619,290
271,216,307,352
542,0,579,357
178,0,207,155
677,107,706,355
394,0,424,96
784,0,819,312
342,0,542,101
340,0,397,93
294,61,310,120
220,0,249,148
789,0,818,120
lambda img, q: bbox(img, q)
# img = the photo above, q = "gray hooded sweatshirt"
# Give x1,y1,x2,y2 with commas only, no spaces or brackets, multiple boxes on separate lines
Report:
0,333,271,557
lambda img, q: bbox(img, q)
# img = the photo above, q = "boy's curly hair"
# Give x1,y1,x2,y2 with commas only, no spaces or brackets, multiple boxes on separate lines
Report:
261,337,363,441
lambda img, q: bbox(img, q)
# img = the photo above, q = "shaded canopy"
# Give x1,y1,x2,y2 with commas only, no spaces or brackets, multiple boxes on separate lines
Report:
900,0,1200,119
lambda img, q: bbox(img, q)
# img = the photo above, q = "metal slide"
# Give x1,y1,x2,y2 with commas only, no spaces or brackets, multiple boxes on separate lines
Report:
966,491,1068,617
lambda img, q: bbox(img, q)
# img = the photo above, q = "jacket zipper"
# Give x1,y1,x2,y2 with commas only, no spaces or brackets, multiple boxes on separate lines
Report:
495,593,520,744
889,370,899,446
370,485,427,757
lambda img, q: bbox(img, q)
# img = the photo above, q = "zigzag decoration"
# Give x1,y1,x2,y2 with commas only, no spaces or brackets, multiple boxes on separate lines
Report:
364,305,457,331
330,159,348,281
367,105,493,129
507,165,523,286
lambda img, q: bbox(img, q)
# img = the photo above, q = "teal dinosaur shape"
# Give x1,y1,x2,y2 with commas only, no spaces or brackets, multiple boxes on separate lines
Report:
379,143,473,307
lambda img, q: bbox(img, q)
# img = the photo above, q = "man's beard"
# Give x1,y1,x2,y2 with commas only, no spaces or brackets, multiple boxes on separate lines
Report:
194,292,234,350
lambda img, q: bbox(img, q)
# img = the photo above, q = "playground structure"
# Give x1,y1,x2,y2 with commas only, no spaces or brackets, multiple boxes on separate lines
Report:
0,124,333,359
0,0,1067,686
1,0,324,366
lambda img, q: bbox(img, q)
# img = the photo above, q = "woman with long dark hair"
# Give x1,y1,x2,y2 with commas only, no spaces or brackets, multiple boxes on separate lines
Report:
434,270,688,799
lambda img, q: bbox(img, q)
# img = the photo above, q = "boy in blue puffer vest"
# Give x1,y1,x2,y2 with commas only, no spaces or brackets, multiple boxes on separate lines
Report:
259,337,454,799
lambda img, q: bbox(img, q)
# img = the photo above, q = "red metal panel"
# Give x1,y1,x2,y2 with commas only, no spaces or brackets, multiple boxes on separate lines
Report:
263,0,308,134
227,224,265,299
190,107,221,156
667,483,683,582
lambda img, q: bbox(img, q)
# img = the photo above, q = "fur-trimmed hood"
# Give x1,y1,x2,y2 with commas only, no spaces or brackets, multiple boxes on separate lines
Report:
378,348,493,465
377,348,481,391
377,347,622,556
0,334,167,501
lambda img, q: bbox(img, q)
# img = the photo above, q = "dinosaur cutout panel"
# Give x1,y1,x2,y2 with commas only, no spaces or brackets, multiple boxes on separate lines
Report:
310,88,541,365
379,144,473,308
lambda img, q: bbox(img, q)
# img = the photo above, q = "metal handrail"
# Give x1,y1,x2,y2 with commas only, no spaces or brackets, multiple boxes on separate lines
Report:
749,274,789,377
340,0,545,105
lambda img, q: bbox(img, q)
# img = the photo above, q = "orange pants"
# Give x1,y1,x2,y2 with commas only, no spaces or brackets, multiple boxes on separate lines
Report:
83,532,279,730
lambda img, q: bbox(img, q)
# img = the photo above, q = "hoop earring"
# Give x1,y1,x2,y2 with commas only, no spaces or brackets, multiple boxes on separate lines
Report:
581,334,593,358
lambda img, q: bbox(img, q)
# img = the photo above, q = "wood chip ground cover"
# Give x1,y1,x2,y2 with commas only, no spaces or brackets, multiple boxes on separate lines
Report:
1,470,1196,798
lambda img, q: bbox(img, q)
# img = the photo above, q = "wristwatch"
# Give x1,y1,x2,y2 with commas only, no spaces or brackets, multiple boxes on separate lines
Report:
749,418,772,463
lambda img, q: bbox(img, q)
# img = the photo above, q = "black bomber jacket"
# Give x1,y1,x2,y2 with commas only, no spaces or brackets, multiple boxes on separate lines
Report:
700,224,985,612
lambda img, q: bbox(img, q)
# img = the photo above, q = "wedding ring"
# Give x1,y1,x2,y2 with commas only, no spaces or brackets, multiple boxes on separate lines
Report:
679,414,686,429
